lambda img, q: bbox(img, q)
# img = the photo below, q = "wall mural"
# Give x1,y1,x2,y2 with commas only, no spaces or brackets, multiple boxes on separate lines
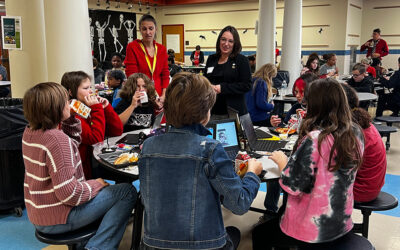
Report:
89,9,136,68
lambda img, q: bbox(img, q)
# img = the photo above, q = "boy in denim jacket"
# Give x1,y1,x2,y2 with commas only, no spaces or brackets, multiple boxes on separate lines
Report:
139,72,263,250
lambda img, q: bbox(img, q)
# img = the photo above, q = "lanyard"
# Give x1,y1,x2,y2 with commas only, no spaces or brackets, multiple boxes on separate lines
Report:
139,41,158,78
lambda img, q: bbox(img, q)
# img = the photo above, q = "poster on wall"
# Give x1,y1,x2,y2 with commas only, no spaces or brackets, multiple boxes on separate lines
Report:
89,9,136,69
1,16,22,50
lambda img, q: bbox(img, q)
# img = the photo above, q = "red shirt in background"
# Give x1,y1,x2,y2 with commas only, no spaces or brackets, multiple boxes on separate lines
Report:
124,39,170,97
367,65,377,78
193,51,200,66
353,124,387,202
360,39,389,60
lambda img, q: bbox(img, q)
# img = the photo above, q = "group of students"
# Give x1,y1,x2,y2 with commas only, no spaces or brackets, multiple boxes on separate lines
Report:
21,14,391,250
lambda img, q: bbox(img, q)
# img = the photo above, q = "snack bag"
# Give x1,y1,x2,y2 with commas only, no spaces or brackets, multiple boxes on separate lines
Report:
70,99,91,119
235,151,250,178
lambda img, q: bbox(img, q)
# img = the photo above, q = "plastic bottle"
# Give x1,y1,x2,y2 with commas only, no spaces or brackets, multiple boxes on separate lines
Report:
281,80,287,96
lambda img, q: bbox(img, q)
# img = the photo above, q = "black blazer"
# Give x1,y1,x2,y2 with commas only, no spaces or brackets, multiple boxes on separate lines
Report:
205,53,252,116
190,51,205,65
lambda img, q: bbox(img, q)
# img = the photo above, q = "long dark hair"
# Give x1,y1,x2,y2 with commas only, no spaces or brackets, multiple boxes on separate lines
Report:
342,84,372,129
296,78,363,171
216,25,242,58
305,56,320,74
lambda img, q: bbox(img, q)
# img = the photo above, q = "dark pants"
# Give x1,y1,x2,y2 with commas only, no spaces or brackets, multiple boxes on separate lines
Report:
376,93,400,117
140,226,241,250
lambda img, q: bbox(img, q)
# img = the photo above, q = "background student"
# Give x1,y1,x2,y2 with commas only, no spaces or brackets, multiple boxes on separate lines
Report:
190,45,205,66
22,82,136,250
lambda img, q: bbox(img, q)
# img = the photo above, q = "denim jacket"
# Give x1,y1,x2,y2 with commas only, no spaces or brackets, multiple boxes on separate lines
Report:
139,124,260,249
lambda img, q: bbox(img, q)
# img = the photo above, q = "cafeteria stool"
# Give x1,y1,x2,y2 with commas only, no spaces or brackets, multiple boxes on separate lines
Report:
298,233,375,250
35,219,101,250
353,191,398,238
374,124,398,150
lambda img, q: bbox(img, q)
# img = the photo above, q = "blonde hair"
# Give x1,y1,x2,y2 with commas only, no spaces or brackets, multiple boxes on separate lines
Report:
252,63,277,98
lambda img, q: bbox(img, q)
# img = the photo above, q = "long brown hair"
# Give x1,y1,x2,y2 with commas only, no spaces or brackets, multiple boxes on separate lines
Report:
216,26,242,58
119,73,157,107
252,63,277,98
296,78,363,171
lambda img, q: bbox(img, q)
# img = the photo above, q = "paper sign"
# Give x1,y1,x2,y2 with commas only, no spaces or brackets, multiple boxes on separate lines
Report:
166,34,180,53
1,16,22,50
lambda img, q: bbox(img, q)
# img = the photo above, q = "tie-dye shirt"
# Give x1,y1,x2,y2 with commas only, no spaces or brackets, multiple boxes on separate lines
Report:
279,129,364,243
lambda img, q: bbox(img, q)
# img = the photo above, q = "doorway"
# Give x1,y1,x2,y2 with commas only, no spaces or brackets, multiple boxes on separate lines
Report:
162,24,184,63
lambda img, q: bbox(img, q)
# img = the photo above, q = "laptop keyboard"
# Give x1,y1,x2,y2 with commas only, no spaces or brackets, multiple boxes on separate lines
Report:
254,140,288,152
255,129,273,139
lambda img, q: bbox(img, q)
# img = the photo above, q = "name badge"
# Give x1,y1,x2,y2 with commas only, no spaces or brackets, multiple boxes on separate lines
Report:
207,67,214,74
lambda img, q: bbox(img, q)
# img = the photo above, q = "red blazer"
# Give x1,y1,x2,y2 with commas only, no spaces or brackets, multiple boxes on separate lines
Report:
124,39,170,96
360,39,389,60
78,103,123,178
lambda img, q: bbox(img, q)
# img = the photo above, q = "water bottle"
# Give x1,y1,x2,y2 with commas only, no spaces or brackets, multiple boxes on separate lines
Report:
281,80,288,96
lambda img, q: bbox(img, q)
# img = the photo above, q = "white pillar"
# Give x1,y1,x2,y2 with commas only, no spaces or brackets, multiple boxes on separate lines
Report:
43,0,93,83
256,0,276,70
280,0,302,88
5,0,48,98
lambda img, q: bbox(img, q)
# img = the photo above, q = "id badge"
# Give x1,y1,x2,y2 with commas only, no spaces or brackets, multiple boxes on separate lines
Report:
207,67,214,74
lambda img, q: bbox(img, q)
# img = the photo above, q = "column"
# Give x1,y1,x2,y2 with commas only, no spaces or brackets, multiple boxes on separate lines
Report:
280,0,302,88
43,0,93,83
256,0,276,69
5,0,48,98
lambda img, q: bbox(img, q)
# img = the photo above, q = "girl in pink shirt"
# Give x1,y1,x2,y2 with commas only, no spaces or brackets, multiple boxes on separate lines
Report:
253,78,364,249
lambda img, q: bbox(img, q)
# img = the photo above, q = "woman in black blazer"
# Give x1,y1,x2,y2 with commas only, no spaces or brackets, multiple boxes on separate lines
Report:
205,26,252,116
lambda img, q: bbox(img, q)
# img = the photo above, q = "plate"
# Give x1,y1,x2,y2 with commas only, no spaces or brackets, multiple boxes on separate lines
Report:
274,127,296,135
98,150,140,169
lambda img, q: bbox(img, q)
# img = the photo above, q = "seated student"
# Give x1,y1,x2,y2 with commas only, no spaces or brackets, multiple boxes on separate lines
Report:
104,52,125,86
253,78,364,250
107,69,126,107
301,55,319,75
190,45,205,66
319,53,339,78
93,57,105,85
114,73,160,132
245,63,276,127
342,84,386,202
139,72,263,250
361,58,377,79
376,56,400,117
168,56,182,77
61,71,123,178
347,63,374,110
22,82,137,250
270,73,318,127
248,55,256,74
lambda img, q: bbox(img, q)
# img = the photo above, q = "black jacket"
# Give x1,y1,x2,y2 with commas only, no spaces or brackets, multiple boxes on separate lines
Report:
380,70,400,104
190,51,204,65
347,77,374,93
205,53,252,116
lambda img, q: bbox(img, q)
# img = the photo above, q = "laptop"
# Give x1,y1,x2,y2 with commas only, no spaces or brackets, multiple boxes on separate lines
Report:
240,114,288,152
239,113,273,139
152,112,164,129
207,119,240,160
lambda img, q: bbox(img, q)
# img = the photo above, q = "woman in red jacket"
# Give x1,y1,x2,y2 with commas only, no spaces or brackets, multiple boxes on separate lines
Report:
124,14,169,102
61,71,123,178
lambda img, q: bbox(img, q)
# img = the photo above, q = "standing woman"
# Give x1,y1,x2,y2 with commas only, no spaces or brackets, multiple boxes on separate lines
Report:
124,14,169,102
205,25,252,117
245,63,276,126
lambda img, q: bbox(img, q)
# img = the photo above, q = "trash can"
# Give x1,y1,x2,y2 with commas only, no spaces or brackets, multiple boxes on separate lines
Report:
0,98,27,216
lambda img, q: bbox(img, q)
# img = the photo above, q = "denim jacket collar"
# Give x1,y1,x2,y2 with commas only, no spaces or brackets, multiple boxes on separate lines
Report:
168,124,211,137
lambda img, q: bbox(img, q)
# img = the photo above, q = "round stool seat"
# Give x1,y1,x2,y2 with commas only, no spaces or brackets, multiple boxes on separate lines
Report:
298,233,374,250
354,191,398,211
375,116,400,124
374,124,398,134
35,220,100,246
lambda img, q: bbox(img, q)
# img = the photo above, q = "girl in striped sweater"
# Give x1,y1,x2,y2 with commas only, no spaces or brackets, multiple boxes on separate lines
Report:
22,82,137,250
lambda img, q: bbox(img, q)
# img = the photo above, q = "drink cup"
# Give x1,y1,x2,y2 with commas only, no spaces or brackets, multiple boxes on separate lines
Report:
140,91,148,103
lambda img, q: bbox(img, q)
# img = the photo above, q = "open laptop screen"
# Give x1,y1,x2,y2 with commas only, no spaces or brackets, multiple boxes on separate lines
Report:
239,113,257,144
215,121,239,148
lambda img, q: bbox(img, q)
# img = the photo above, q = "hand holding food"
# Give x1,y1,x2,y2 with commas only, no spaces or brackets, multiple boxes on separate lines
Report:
84,94,100,107
247,158,263,176
97,96,109,108
270,115,282,127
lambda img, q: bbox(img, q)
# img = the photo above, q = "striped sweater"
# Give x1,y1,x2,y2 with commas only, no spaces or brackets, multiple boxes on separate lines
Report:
22,116,104,226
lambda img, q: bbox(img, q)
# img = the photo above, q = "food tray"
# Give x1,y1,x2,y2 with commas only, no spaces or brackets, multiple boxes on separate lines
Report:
98,150,139,169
